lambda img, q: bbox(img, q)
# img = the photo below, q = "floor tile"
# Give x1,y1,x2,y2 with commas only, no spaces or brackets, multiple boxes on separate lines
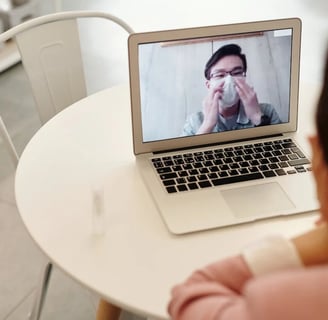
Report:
0,202,47,319
5,290,35,320
37,267,97,320
0,173,15,204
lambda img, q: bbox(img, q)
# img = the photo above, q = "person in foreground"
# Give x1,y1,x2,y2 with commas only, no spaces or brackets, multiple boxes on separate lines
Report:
168,50,328,320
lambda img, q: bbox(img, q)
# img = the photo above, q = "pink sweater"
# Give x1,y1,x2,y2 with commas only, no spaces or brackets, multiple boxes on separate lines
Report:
168,235,328,320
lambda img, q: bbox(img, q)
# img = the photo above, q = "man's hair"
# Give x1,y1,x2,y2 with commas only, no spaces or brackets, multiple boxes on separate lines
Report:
204,44,247,80
316,49,328,164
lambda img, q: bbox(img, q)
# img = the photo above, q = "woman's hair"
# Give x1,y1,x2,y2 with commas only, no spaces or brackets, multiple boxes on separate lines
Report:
316,50,328,164
204,44,247,80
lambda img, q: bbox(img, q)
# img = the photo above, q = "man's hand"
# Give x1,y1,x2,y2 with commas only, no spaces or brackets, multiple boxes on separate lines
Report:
197,82,224,134
234,77,262,125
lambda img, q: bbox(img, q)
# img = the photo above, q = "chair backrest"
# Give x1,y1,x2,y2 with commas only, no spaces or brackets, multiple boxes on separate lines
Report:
0,10,133,167
0,10,133,124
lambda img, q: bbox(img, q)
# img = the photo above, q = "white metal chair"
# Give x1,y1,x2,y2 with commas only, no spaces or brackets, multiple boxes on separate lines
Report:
0,10,133,320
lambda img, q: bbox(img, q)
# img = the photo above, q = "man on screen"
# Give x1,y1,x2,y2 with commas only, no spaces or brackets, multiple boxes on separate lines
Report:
182,44,281,136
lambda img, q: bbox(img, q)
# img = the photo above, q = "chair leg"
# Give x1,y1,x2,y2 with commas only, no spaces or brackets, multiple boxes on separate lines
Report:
28,262,53,320
0,115,19,167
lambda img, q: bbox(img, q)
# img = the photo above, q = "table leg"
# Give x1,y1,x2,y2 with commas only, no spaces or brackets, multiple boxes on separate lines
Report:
96,299,121,320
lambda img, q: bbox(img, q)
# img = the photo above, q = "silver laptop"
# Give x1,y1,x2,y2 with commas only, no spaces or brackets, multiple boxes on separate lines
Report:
128,18,318,234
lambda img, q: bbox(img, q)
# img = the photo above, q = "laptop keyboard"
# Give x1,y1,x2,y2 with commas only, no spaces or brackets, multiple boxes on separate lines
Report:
151,138,311,193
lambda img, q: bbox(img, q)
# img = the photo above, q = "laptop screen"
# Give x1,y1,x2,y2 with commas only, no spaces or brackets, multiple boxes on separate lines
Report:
128,18,301,154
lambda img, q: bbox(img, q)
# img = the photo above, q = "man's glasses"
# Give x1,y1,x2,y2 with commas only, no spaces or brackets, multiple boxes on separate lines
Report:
210,67,245,80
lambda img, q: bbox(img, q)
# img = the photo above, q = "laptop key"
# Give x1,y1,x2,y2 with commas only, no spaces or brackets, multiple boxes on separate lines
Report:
240,161,249,168
263,145,273,151
212,172,264,186
295,166,306,173
272,150,282,156
269,157,279,163
208,172,218,179
166,186,177,193
254,147,264,153
223,158,233,164
282,142,296,148
228,169,239,176
219,164,229,171
160,172,177,180
195,156,204,162
218,171,229,177
177,184,188,192
282,149,292,155
204,154,214,160
276,168,287,176
279,161,289,168
174,158,185,165
178,171,189,177
187,176,197,182
164,160,174,166
197,174,208,181
234,150,244,156
259,158,269,164
199,181,212,188
188,169,198,176
229,163,239,169
239,168,249,175
199,167,209,174
182,164,193,170
253,153,263,159
243,154,253,161
163,179,176,186
288,154,298,160
263,170,276,177
269,163,279,169
250,159,260,166
288,158,310,166
153,161,164,168
187,182,199,190
233,156,243,162
204,160,213,167
259,164,269,171
292,147,305,158
193,162,203,168
176,178,186,184
273,144,283,150
209,166,219,172
157,167,172,174
213,158,223,165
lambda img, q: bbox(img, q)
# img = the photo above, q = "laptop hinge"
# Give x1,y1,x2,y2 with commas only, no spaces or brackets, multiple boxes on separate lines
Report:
153,133,284,155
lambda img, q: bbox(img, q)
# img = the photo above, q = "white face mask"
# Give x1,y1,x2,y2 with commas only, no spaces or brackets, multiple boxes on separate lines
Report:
210,75,239,109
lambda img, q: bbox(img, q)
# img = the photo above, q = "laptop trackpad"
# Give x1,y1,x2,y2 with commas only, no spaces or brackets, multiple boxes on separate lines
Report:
221,182,295,218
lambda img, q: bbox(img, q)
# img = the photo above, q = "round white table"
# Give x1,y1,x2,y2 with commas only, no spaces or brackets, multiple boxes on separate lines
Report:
15,84,320,319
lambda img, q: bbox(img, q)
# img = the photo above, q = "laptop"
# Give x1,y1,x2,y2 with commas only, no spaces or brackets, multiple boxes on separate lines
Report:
128,17,318,234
